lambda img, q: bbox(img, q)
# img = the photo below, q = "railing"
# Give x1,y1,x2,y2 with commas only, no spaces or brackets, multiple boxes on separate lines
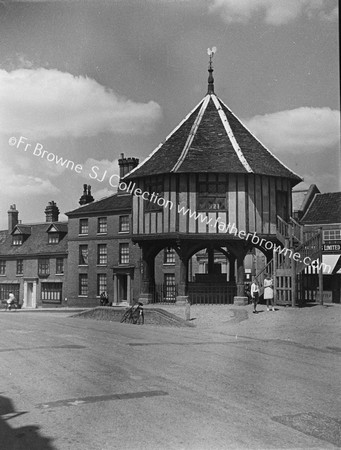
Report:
276,215,289,244
295,231,322,275
151,283,178,304
290,216,303,245
188,283,236,305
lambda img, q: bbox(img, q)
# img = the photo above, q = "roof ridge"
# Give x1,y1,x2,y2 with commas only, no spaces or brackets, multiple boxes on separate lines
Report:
171,95,210,172
219,98,302,180
123,97,206,179
211,95,253,173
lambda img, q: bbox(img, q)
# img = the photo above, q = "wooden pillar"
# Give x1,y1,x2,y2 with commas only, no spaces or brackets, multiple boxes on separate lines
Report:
207,247,214,274
229,256,236,284
138,247,154,304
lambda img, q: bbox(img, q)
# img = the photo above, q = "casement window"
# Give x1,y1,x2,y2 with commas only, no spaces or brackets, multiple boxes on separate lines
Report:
97,217,107,234
38,258,50,276
119,243,129,264
16,259,23,275
56,258,64,274
79,219,89,235
79,245,89,265
97,244,107,265
97,274,107,297
119,215,130,233
323,230,341,242
164,247,175,264
79,274,88,296
41,282,62,304
0,260,6,275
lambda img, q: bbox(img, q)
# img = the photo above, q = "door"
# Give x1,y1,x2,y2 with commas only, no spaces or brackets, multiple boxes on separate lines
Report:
27,283,33,308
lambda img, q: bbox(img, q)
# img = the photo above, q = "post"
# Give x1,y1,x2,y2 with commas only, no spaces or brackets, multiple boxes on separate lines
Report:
318,228,323,305
292,259,297,307
176,256,189,305
273,248,277,305
233,255,248,305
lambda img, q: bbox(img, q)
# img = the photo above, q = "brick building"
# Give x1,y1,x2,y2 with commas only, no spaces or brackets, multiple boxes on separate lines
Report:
301,192,341,303
0,202,67,308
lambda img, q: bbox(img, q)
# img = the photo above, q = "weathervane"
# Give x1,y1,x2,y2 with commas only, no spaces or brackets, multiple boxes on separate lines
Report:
207,47,217,94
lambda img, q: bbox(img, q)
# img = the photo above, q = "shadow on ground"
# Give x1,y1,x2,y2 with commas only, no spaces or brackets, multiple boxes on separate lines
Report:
0,394,55,450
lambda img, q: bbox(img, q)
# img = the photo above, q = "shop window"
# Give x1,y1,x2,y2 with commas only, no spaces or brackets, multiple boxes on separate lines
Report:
41,282,62,304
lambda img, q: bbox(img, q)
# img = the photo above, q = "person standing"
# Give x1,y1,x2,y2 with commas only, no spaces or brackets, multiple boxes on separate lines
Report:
264,274,275,311
250,278,260,314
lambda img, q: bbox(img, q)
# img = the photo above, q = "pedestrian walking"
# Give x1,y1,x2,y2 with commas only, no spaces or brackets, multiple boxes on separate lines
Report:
264,274,275,311
250,278,260,314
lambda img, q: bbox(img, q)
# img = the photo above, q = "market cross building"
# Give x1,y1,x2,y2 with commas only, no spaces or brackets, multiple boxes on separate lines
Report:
123,57,303,305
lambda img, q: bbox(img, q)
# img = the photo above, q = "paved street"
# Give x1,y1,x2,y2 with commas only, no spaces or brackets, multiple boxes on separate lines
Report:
1,306,341,450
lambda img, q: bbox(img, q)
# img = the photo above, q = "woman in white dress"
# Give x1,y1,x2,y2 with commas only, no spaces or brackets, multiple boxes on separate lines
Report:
263,274,275,311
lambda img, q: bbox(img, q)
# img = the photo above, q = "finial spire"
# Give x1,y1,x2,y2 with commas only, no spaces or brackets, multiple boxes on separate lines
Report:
207,47,217,94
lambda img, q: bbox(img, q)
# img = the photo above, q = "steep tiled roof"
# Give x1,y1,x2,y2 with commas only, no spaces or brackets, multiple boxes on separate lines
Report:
125,94,302,183
301,192,341,224
0,222,68,256
66,193,131,217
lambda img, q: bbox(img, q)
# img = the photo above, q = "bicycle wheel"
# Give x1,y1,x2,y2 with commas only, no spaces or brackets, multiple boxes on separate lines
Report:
120,309,131,323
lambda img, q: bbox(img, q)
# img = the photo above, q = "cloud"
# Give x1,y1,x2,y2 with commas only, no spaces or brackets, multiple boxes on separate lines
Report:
0,161,59,196
243,107,340,153
209,0,338,25
0,68,162,139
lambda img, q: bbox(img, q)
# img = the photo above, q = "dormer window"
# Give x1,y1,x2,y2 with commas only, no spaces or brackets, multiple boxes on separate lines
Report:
12,235,23,246
48,233,59,244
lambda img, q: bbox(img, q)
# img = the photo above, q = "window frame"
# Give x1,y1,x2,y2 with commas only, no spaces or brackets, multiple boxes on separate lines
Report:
119,243,130,264
197,174,228,212
16,259,23,275
164,247,176,265
12,235,23,246
79,218,89,235
0,260,6,275
56,257,64,274
38,258,50,276
97,217,107,234
79,274,88,296
119,215,130,233
97,244,108,266
323,229,341,242
79,245,89,266
97,273,107,297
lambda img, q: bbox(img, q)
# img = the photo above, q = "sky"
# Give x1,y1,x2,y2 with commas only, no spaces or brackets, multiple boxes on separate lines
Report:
0,0,339,229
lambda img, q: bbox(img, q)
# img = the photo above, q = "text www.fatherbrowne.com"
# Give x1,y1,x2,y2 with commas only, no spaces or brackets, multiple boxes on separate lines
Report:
8,136,330,274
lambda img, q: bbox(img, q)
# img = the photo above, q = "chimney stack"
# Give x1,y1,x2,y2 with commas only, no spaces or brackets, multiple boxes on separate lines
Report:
79,184,95,206
8,204,19,233
45,201,60,222
118,153,139,179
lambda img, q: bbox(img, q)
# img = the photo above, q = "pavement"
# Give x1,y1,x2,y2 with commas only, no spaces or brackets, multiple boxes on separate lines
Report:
1,303,341,449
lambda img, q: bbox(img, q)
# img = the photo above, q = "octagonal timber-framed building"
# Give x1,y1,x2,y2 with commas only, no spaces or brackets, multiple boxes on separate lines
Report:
123,66,302,304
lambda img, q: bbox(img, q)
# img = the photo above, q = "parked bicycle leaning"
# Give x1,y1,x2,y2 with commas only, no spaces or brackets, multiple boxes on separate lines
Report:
6,292,18,311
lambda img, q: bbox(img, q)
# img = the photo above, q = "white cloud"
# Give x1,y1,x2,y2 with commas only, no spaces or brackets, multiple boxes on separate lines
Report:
0,161,59,196
243,107,340,153
82,157,120,187
0,68,162,139
209,0,338,25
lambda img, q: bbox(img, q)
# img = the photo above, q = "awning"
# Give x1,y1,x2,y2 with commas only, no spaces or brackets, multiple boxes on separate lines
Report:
322,254,341,275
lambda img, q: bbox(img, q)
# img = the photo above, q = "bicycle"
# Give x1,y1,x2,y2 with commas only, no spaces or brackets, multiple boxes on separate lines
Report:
120,302,144,325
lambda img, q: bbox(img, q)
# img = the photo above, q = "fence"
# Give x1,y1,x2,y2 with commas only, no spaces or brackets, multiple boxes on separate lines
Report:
188,283,236,305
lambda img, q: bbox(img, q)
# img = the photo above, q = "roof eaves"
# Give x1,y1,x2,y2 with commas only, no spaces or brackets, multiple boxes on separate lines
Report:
219,98,303,183
123,97,206,179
